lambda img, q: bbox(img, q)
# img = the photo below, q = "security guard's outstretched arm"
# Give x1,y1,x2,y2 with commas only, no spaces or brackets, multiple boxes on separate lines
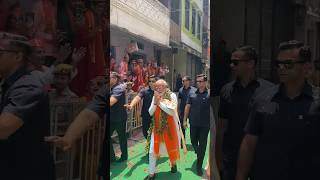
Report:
45,109,99,151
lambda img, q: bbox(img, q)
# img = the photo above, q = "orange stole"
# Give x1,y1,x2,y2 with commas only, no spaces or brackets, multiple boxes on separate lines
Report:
153,106,180,163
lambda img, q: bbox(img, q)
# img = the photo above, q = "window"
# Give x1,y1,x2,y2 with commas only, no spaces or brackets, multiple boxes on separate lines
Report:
185,0,190,29
197,13,201,39
203,0,208,15
192,7,196,35
170,0,180,24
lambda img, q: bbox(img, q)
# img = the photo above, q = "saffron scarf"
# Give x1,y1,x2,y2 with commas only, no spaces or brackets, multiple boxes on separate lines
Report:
153,106,180,164
146,89,180,164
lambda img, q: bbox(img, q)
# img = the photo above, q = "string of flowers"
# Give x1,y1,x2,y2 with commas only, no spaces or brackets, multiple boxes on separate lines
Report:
145,88,173,153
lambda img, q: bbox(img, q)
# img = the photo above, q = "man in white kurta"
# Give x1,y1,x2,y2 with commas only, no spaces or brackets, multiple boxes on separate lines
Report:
144,79,181,180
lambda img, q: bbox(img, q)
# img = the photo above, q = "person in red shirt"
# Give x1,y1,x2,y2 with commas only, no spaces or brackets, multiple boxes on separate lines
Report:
32,0,58,54
119,54,129,81
110,56,116,72
131,54,144,92
69,0,106,97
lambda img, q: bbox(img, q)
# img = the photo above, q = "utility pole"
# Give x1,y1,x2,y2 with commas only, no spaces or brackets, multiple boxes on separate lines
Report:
172,53,175,89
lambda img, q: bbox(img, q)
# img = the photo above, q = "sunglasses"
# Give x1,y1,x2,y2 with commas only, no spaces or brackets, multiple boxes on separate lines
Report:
274,59,306,69
230,59,252,66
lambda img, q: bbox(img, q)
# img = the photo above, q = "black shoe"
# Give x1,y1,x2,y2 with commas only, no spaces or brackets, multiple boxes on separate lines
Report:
116,156,128,162
171,164,177,173
194,147,198,155
197,167,203,176
144,174,156,180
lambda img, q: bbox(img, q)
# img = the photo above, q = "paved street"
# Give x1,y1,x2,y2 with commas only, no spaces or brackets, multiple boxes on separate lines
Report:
110,128,210,179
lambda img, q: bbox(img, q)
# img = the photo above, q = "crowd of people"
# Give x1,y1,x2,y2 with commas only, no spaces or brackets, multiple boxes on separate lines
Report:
1,2,320,180
108,69,211,179
0,0,108,180
0,0,108,102
110,51,169,92
213,41,320,180
0,31,110,180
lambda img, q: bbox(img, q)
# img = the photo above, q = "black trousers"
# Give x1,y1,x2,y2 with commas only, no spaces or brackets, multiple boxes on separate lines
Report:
0,152,55,180
142,117,152,139
222,150,238,180
110,120,128,160
222,148,254,180
190,125,210,168
1,165,56,180
97,139,107,178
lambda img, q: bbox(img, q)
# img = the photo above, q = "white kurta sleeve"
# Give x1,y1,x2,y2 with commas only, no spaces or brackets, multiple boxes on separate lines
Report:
149,96,157,116
159,93,177,116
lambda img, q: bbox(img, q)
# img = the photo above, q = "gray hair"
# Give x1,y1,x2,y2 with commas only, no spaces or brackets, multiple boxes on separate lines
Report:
155,79,168,87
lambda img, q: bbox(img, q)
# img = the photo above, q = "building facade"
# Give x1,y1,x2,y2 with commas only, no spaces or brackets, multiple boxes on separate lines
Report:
167,0,206,87
110,0,170,74
110,0,209,88
212,0,320,81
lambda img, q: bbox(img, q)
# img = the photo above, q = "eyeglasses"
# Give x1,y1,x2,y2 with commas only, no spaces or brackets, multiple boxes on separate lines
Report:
149,80,156,83
274,59,306,69
230,59,252,66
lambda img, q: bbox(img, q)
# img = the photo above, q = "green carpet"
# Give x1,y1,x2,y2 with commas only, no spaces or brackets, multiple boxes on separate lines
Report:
110,128,210,179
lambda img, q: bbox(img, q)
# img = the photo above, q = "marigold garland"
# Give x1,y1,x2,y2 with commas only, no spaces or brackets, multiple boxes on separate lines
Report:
145,88,173,153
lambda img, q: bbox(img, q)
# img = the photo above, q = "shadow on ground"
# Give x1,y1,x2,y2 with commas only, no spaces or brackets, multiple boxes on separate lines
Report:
124,154,147,177
110,128,208,180
186,144,195,152
185,159,199,176
110,162,128,179
155,171,182,179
